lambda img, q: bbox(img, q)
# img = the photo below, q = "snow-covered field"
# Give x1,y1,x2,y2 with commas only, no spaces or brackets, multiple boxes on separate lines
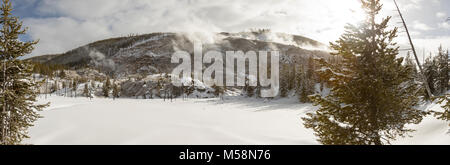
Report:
24,96,449,145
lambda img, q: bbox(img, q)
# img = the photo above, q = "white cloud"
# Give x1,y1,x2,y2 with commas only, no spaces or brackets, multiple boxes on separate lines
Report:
19,0,448,58
412,20,433,31
438,22,450,29
383,0,424,11
436,12,446,19
22,0,369,57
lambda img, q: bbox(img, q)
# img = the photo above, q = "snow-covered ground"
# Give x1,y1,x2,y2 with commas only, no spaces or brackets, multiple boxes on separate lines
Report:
24,96,449,145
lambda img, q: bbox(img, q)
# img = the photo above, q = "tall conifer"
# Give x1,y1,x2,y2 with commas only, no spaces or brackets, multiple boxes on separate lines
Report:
303,0,425,145
0,0,48,144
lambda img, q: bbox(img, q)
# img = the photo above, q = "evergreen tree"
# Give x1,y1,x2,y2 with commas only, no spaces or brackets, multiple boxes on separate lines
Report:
72,79,77,97
404,52,418,75
434,94,449,126
435,46,449,94
0,0,48,144
296,70,313,103
83,83,89,98
302,0,424,145
423,55,438,95
244,77,255,97
403,52,421,97
306,56,316,82
163,74,169,101
294,65,314,103
295,65,304,99
299,84,309,103
112,82,120,100
147,82,154,99
155,79,162,98
168,83,174,102
288,64,296,91
102,77,110,98
255,85,261,99
280,64,290,97
212,84,224,99
302,57,317,102
58,69,66,79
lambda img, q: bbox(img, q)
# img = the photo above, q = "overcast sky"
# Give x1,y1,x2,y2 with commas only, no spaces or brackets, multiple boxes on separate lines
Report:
12,0,450,60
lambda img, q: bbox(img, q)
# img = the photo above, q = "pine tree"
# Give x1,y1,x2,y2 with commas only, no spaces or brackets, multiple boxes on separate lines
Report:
112,82,120,100
306,56,316,82
405,52,418,75
423,55,438,96
147,82,154,99
404,52,421,97
72,79,77,97
163,74,169,101
168,83,174,102
302,0,425,145
280,64,290,97
212,84,224,98
244,77,255,97
295,65,314,103
435,46,449,95
102,77,110,98
433,94,449,126
295,65,304,100
155,79,162,98
288,64,296,91
0,0,48,144
302,57,317,102
58,69,66,79
299,85,309,103
83,83,89,98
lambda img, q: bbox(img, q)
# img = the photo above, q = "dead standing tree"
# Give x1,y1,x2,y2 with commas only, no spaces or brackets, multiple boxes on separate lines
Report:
393,0,433,99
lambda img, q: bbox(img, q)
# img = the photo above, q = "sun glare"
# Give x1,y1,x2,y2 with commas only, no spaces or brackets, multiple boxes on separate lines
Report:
332,0,366,25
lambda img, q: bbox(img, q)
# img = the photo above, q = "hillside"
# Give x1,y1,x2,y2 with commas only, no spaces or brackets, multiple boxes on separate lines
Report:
28,31,330,77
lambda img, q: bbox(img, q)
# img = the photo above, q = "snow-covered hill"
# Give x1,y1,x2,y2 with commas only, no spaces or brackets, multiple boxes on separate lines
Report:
24,96,449,145
28,31,330,77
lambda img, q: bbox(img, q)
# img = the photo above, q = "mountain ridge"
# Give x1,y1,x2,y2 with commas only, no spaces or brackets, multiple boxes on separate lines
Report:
28,31,331,77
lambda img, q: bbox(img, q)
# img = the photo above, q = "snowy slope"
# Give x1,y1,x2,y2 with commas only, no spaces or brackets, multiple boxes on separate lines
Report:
392,102,450,145
28,32,331,77
24,96,449,145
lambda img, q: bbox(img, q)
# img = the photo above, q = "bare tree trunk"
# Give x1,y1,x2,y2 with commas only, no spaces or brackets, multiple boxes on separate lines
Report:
393,0,433,99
